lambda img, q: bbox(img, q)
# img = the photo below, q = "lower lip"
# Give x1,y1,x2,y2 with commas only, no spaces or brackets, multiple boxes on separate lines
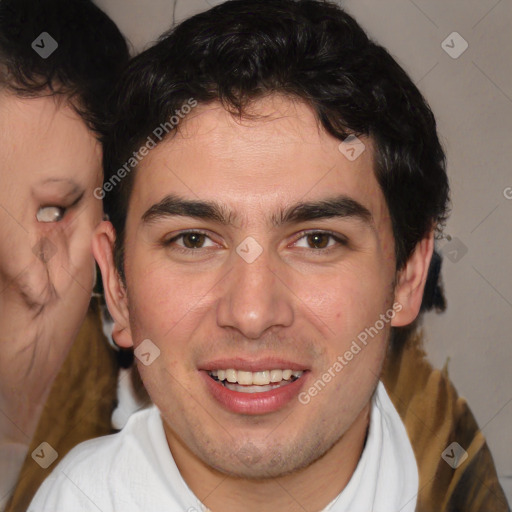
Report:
201,371,309,415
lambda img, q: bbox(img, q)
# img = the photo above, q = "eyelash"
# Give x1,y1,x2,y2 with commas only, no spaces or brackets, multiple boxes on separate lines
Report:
162,230,348,255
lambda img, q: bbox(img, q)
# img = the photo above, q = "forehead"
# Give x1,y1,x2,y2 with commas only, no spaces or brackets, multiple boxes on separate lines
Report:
131,96,390,230
0,92,101,184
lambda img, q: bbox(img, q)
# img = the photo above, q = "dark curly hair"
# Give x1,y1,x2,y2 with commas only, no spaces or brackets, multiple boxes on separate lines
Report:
0,0,129,136
103,0,450,285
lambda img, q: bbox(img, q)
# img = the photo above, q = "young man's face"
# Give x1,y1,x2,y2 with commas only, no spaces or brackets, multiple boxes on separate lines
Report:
98,95,430,479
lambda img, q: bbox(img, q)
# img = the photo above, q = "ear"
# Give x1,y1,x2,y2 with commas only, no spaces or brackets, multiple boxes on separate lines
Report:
391,230,435,327
92,220,134,348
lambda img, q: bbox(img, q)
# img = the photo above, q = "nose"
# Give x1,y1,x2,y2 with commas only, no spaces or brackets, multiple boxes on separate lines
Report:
216,245,294,340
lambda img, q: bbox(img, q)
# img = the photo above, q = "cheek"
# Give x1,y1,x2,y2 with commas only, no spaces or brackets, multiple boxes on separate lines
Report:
126,257,198,343
309,264,392,342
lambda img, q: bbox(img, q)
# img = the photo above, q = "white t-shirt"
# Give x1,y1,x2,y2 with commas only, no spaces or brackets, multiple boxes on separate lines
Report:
29,381,418,512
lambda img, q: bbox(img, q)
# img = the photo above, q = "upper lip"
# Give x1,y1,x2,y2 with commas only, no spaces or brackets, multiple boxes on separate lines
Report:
199,357,309,372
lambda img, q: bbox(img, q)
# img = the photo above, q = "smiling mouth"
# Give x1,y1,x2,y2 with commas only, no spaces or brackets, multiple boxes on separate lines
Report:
207,369,304,393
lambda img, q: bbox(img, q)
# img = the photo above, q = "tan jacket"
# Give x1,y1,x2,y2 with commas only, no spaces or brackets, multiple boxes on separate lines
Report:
6,300,510,511
382,330,509,511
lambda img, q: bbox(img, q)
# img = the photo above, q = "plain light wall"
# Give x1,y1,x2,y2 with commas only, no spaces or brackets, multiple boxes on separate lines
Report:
95,0,512,502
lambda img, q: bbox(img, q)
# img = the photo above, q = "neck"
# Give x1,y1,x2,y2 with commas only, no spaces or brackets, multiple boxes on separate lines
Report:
167,402,370,512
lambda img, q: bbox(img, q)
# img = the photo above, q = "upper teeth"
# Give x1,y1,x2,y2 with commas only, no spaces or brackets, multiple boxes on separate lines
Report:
209,369,303,385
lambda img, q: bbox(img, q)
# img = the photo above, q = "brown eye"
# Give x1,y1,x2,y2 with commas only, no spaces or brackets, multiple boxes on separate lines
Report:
306,233,330,249
181,232,207,248
294,231,347,251
163,231,217,252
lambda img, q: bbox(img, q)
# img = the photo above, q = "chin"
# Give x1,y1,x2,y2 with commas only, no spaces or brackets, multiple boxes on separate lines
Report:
200,437,328,480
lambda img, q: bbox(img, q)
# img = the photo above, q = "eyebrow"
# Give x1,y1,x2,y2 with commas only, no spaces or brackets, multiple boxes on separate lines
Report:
142,193,374,229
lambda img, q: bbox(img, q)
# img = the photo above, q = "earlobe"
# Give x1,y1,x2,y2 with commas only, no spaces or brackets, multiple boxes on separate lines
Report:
92,221,134,348
391,231,435,327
